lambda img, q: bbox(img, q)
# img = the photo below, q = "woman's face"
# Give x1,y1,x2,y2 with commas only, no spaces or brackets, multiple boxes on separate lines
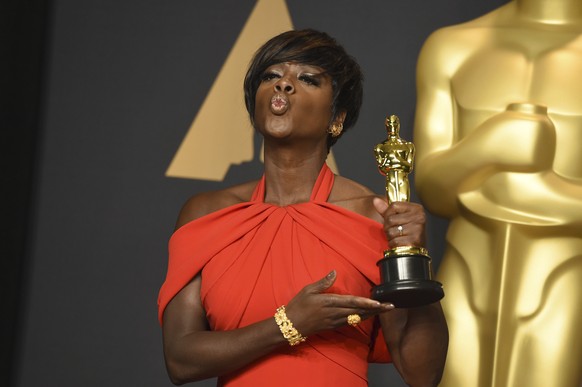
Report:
253,62,334,144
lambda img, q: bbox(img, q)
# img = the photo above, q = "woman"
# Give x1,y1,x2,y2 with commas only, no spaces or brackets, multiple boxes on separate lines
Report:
158,29,448,386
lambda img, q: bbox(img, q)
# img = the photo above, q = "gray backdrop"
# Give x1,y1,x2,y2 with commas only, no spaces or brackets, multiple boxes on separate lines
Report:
13,1,508,386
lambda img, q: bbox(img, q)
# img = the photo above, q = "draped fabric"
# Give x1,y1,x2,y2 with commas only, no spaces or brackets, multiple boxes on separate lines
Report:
158,164,392,386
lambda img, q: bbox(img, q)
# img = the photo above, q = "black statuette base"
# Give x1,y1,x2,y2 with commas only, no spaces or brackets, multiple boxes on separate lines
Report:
371,252,444,308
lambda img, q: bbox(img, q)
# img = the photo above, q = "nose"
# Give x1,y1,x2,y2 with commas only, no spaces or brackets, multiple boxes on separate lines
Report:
274,77,294,94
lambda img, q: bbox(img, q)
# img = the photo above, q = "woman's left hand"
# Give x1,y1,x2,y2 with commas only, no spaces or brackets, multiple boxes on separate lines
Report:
373,197,427,248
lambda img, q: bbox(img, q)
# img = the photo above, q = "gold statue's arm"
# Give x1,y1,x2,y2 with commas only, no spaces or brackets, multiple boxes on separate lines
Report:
372,146,389,169
403,145,415,170
375,145,415,171
413,28,475,217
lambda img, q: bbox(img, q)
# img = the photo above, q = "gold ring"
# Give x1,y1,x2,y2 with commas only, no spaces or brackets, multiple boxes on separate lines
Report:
347,314,362,326
397,225,404,236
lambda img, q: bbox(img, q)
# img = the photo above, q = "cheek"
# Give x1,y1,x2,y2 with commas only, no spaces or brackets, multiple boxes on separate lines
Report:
253,89,269,122
304,97,333,125
311,89,334,118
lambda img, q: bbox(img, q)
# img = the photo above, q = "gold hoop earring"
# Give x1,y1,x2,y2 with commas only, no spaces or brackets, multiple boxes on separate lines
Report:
328,122,343,138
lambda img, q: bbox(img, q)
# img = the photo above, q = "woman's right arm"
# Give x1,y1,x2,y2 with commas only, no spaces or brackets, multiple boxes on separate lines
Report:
163,190,290,384
162,274,287,384
162,270,391,385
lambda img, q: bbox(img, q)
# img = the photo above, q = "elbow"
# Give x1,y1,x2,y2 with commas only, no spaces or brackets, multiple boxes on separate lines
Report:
399,306,449,387
168,373,186,386
401,357,447,387
165,357,206,386
165,361,189,385
402,371,444,387
170,377,185,386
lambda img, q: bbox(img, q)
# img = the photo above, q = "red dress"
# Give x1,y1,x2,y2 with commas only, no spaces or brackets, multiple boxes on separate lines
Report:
158,164,391,386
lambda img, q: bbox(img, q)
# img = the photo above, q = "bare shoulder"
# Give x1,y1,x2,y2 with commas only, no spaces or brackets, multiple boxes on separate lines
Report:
328,175,383,223
174,180,259,230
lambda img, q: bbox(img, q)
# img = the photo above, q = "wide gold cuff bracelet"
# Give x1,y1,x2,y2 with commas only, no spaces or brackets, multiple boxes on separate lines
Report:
274,305,307,346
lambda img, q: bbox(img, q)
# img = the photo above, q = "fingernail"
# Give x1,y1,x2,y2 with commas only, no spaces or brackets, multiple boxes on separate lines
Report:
326,270,336,280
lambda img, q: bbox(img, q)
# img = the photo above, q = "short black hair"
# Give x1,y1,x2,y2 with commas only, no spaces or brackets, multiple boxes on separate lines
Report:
243,29,364,148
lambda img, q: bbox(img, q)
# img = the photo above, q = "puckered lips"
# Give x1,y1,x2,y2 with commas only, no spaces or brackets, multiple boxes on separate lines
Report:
270,93,289,115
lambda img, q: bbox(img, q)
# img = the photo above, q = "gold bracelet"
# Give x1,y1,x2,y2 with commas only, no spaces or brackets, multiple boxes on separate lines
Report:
274,305,307,346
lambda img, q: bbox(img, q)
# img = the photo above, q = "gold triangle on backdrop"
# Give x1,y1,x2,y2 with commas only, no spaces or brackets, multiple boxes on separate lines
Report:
166,0,339,181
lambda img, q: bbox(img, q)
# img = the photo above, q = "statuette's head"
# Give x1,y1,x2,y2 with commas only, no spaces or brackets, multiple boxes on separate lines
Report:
385,115,400,135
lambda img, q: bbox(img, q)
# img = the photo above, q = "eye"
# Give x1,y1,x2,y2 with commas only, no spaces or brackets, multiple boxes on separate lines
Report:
260,71,280,82
298,74,320,86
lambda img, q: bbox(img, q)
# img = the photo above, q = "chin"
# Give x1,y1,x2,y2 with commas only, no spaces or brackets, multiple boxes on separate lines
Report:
262,119,293,138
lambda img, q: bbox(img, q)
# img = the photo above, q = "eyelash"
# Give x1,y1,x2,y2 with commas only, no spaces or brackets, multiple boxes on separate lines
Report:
261,72,279,82
260,72,320,86
299,74,320,86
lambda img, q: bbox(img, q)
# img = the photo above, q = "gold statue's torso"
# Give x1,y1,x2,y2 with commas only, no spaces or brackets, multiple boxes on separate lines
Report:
414,1,582,386
451,18,582,179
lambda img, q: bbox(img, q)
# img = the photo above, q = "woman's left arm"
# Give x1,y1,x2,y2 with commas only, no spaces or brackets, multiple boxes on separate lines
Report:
380,303,448,387
373,198,448,386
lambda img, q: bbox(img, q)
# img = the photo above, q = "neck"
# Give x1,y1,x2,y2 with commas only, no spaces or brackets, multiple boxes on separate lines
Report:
262,145,327,206
515,0,582,24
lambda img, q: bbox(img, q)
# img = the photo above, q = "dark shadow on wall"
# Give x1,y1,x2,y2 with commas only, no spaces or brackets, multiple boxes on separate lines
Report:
0,0,51,384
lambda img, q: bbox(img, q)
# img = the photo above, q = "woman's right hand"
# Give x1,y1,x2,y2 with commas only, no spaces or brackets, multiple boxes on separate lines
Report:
284,270,393,337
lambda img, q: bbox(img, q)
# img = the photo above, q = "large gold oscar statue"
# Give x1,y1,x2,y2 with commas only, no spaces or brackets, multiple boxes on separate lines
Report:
413,0,582,386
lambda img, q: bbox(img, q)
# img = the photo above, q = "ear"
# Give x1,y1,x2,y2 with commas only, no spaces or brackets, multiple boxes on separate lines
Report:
334,111,347,126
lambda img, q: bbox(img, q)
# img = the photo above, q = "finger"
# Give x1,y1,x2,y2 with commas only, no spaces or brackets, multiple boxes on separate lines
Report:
354,304,395,321
387,201,424,217
383,206,415,228
336,304,395,325
373,197,388,217
306,270,337,294
325,294,386,310
384,206,426,231
353,302,394,315
385,201,407,216
389,201,408,210
387,226,426,245
386,221,422,237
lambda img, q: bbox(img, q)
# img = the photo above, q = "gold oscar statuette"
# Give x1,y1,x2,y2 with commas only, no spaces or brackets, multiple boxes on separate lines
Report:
371,115,444,307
